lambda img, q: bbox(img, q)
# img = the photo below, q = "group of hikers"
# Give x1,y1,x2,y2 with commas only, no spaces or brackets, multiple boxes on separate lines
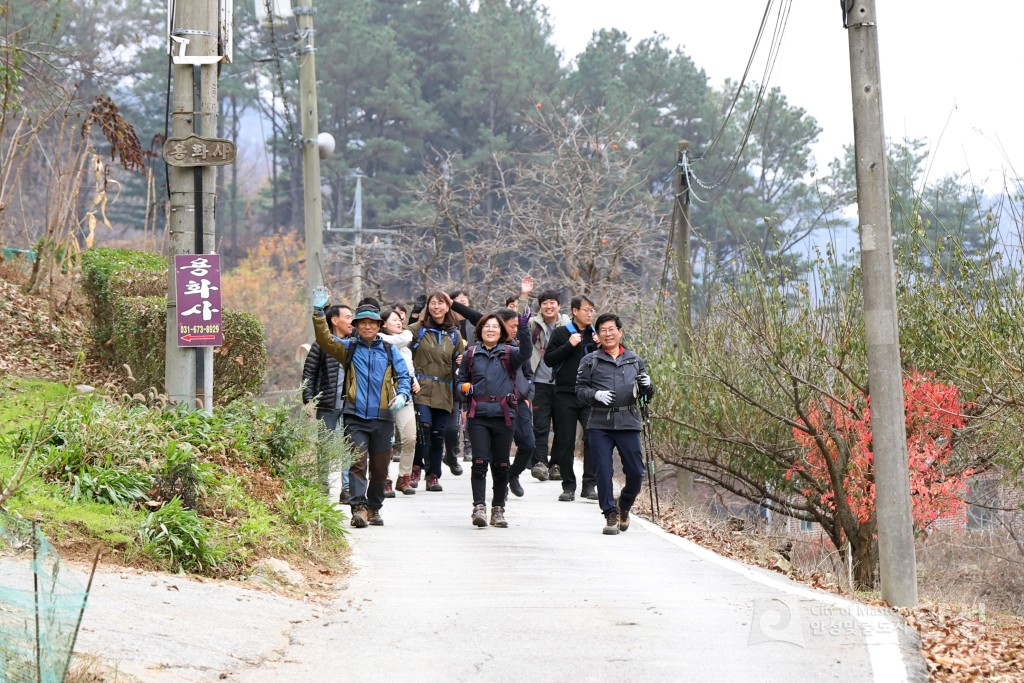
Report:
304,276,655,535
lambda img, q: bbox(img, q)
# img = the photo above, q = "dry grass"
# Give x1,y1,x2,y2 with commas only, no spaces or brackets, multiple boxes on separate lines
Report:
66,653,140,683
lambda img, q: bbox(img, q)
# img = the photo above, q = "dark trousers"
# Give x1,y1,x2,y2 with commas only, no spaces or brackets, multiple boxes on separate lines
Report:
550,391,595,493
531,383,556,467
467,417,514,508
344,415,394,510
510,401,536,477
444,403,470,459
414,403,450,477
589,428,644,516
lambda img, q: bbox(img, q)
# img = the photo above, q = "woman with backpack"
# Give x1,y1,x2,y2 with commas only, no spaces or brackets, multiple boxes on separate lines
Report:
378,308,420,496
457,313,532,528
407,292,465,492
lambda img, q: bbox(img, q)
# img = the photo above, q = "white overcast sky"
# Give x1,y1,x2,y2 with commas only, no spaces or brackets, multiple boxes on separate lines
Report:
541,0,1022,193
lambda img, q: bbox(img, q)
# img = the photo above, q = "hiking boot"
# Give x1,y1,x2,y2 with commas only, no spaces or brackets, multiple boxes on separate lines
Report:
339,487,351,504
392,452,401,462
471,503,487,527
581,484,598,500
350,505,368,528
603,509,620,535
384,479,396,498
509,476,525,498
548,464,561,481
444,452,464,476
531,462,549,481
490,506,508,528
425,474,443,492
410,466,422,489
617,499,630,532
396,475,415,495
558,490,575,502
366,507,384,526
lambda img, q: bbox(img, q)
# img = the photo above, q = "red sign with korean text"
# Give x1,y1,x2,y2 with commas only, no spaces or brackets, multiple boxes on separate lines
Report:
174,254,224,347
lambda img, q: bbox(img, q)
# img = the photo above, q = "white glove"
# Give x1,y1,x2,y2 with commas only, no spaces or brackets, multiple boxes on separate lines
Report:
311,285,330,309
638,373,651,387
594,390,615,406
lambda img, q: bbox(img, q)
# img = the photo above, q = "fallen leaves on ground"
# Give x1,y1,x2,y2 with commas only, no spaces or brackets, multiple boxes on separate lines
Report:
896,604,1024,682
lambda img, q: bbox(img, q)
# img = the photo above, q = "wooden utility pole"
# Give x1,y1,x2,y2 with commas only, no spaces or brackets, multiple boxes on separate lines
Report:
846,0,917,606
673,141,694,503
296,0,324,329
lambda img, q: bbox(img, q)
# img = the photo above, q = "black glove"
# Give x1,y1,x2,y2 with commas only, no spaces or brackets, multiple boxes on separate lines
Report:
412,294,427,315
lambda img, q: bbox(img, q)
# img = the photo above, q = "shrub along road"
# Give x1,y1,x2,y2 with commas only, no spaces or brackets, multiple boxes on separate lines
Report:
39,461,926,682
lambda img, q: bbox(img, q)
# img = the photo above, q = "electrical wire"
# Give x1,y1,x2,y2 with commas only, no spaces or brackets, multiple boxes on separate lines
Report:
264,0,297,146
696,0,776,169
692,0,794,197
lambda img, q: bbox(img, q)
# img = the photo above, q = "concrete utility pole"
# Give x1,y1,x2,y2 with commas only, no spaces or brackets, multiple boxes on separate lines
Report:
353,174,363,302
166,0,219,407
296,0,324,328
845,0,917,606
673,141,694,504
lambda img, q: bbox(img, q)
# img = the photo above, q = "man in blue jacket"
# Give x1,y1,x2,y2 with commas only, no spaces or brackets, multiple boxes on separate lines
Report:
576,313,655,535
312,295,412,528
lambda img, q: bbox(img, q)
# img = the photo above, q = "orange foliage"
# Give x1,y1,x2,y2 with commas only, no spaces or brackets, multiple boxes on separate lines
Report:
221,231,307,392
789,370,974,534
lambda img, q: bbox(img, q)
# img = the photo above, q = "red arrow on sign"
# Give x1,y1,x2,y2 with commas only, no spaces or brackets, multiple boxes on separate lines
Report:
182,334,218,342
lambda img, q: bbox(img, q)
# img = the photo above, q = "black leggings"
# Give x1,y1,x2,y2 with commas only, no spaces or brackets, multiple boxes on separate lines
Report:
467,416,514,508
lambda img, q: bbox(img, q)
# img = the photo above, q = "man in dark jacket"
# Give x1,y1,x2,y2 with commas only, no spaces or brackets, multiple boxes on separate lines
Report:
302,304,353,499
576,313,655,535
543,294,599,501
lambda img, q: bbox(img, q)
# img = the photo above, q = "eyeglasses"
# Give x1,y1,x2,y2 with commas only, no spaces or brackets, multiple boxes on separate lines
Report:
579,307,595,314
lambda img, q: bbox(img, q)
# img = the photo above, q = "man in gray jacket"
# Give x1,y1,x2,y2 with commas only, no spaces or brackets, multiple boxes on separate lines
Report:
575,313,655,535
528,289,570,481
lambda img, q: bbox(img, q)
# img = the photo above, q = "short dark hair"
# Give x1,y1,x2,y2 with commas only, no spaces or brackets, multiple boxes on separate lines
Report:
495,308,517,321
504,295,519,307
392,302,407,314
594,313,622,331
571,295,594,311
537,289,560,305
449,289,466,300
474,313,509,344
357,296,381,310
338,304,353,313
324,305,341,334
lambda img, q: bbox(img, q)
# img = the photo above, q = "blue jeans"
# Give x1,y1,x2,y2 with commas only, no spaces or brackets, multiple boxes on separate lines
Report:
588,428,644,515
414,403,450,477
316,408,349,490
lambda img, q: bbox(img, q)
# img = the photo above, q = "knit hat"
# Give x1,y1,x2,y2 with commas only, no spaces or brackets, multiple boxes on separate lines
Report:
352,304,382,322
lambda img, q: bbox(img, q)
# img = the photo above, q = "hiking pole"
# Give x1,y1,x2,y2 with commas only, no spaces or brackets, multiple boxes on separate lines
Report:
638,394,660,521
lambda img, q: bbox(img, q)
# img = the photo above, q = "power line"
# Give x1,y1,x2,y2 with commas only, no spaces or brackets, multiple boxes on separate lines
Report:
263,0,297,146
692,0,794,197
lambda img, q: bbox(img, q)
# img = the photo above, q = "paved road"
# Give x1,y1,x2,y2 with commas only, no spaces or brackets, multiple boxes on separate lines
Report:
48,462,925,682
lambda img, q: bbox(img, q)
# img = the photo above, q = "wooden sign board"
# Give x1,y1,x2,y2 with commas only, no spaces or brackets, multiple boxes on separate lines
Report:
163,135,236,168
